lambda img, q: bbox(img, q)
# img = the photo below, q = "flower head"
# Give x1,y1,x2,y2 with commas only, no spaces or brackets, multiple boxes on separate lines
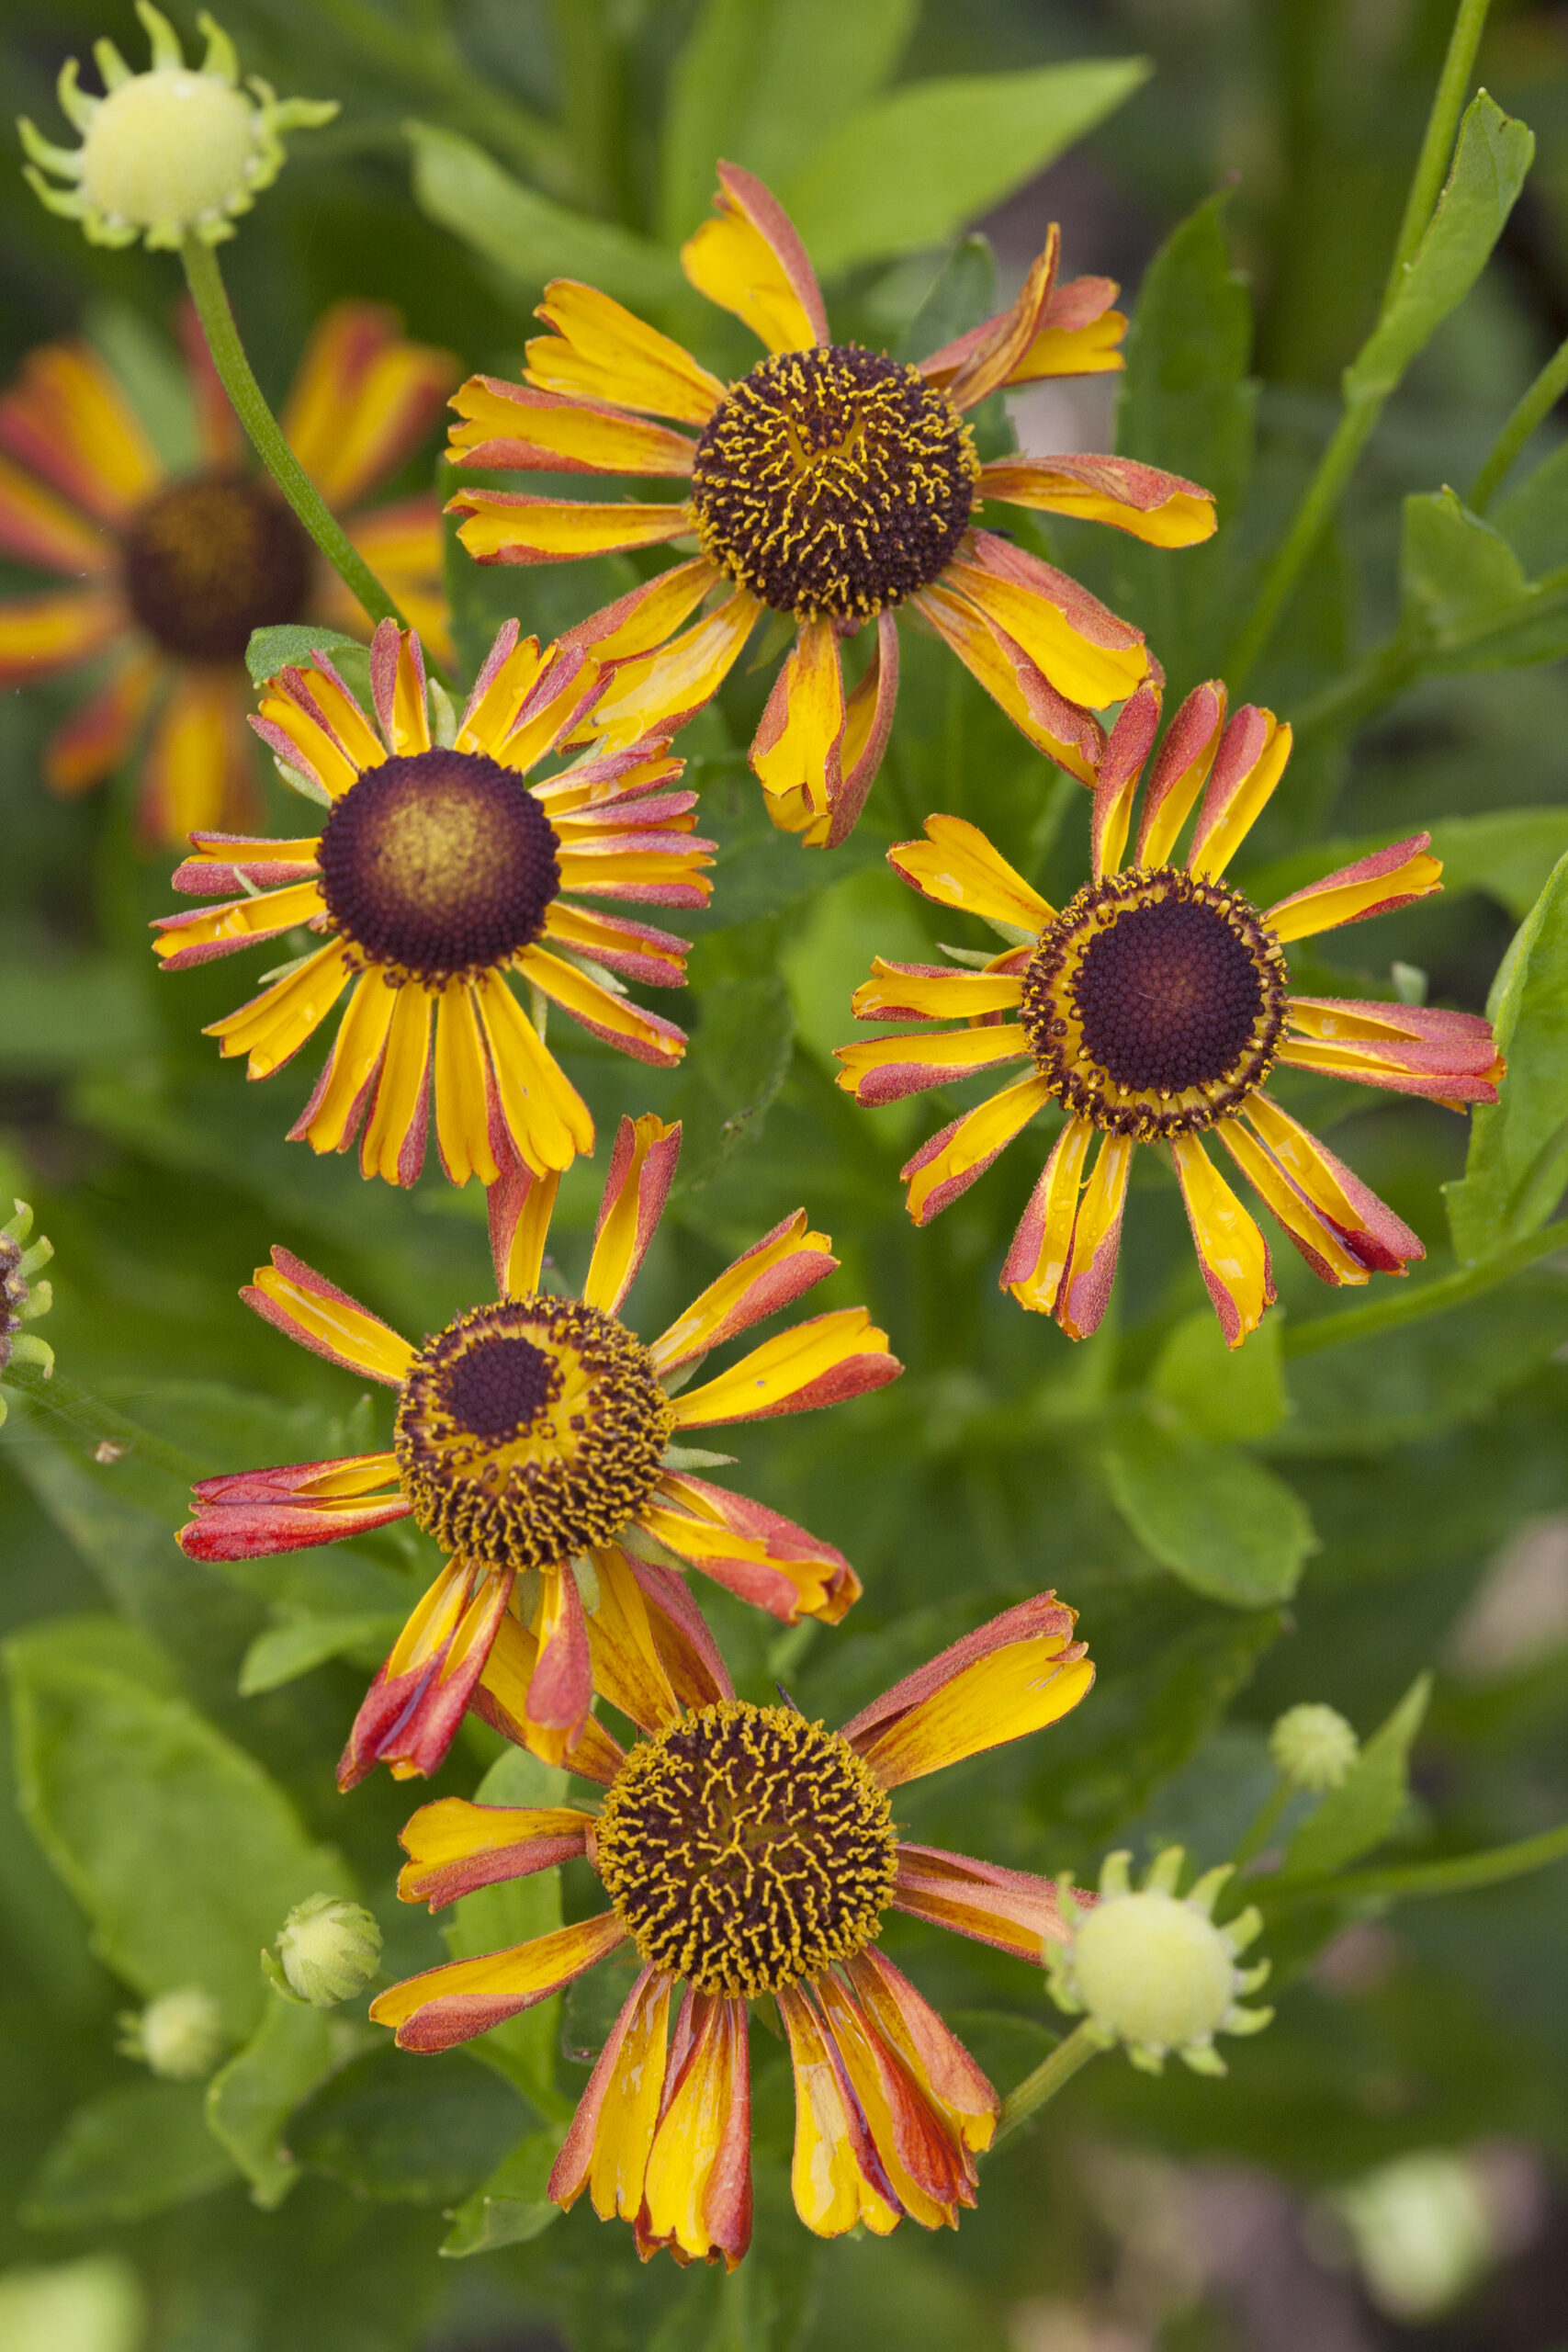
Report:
177,1114,900,1783
265,1893,382,2007
1270,1702,1359,1792
0,301,455,842
836,681,1504,1345
372,1595,1095,2265
0,1200,54,1426
117,1984,227,2078
445,164,1213,847
152,624,710,1182
1045,1847,1272,2075
19,5,335,250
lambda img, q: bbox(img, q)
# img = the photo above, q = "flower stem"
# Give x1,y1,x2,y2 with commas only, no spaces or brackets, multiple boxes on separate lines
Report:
1231,1781,1292,1872
1382,0,1496,302
1470,330,1568,512
991,2020,1103,2147
1282,1217,1568,1358
180,235,408,636
1257,1818,1568,1914
2,1357,201,1482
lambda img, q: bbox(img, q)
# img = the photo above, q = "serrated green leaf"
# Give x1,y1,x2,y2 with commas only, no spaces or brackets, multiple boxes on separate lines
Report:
782,60,1150,277
206,1994,336,2209
407,122,682,307
439,2123,566,2256
1101,1412,1316,1607
441,1746,573,2120
1445,851,1568,1261
245,623,364,689
23,2082,237,2228
1281,1674,1430,1879
1346,94,1534,403
1150,1308,1288,1442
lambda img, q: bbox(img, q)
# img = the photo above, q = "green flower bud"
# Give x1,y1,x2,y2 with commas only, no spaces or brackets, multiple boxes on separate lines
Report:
1045,1847,1273,2075
118,1984,226,2080
265,1893,381,2007
0,1200,55,1430
1269,1701,1359,1792
19,4,337,253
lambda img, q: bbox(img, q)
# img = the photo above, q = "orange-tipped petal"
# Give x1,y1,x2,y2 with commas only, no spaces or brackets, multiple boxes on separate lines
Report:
946,535,1148,710
643,1474,862,1626
1092,683,1162,880
777,1982,902,2238
910,580,1105,786
750,617,844,839
340,1560,513,1790
900,1072,1052,1227
835,1023,1032,1108
472,1613,626,1786
682,162,829,352
582,1114,681,1314
448,375,698,475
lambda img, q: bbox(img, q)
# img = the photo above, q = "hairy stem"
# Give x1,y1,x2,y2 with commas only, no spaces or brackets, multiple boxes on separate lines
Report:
992,2020,1103,2146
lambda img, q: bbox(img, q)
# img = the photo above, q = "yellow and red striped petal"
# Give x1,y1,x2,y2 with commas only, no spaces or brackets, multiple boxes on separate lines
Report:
341,1560,514,1789
671,1306,900,1428
649,1208,837,1374
582,588,762,751
1000,1112,1094,1315
138,668,258,845
945,536,1148,710
936,230,1059,411
370,1909,630,2052
488,1152,559,1298
835,1023,1032,1107
397,1798,594,1911
682,163,829,354
1054,1131,1133,1341
583,1113,681,1314
1219,1101,1423,1284
750,616,843,839
1170,1130,1275,1349
473,1612,626,1787
0,587,123,684
851,957,1025,1023
44,646,158,797
919,266,1123,391
449,373,698,475
981,452,1214,547
475,970,595,1173
526,280,728,426
0,447,113,574
542,899,689,987
172,833,323,896
559,553,722,663
841,1592,1091,1790
900,1072,1053,1227
844,1948,998,2156
253,668,367,800
203,941,355,1079
0,341,162,523
811,1973,973,2230
777,1981,902,2239
1091,683,1162,881
243,1244,416,1385
891,1844,1072,1964
1187,705,1292,878
1134,680,1226,867
828,609,901,847
447,484,692,566
551,1967,671,2222
288,968,399,1158
520,1564,593,1766
433,983,502,1186
514,944,686,1068
281,301,457,511
907,582,1104,786
152,876,325,968
178,1449,406,1560
887,810,1054,933
1265,833,1443,942
643,1474,862,1625
582,1543,731,1736
359,980,433,1187
366,618,430,757
638,1993,751,2270
1277,997,1502,1104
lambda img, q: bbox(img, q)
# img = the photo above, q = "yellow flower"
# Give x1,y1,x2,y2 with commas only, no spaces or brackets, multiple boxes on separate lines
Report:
178,1114,900,1781
153,627,714,1184
446,164,1214,847
372,1594,1094,2265
19,4,334,251
0,301,455,843
837,681,1505,1346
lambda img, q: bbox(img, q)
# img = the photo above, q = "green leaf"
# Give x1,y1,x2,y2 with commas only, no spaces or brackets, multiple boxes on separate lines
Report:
1494,435,1568,578
1101,1412,1316,1607
1115,191,1255,519
1345,93,1535,403
439,2123,567,2257
245,624,364,690
1150,1307,1288,1442
291,2044,524,2205
206,1994,337,2210
782,60,1150,277
441,1746,573,2120
660,0,916,242
667,974,795,1193
1399,489,1568,670
23,2082,237,2228
6,1617,355,2038
0,2254,145,2352
897,233,998,366
238,1612,406,1698
1445,851,1568,1262
0,956,155,1073
1281,1674,1431,1879
406,123,682,307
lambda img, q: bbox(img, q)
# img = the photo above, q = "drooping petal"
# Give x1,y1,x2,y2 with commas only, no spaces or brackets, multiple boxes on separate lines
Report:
202,942,355,1078
750,617,845,840
890,1845,1073,1963
281,301,457,510
370,1910,630,2052
811,1973,972,2230
473,1612,626,1786
1134,680,1226,867
642,1475,863,1625
524,1563,593,1765
558,554,722,662
829,609,901,847
242,1245,417,1385
945,536,1148,709
340,1558,514,1789
177,1450,406,1559
1170,1129,1275,1349
1218,1102,1423,1284
447,485,693,566
551,1967,671,2222
475,969,595,1172
638,1993,752,2270
671,1307,900,1427
526,280,728,425
1264,833,1444,942
1000,1112,1094,1315
396,1797,594,1910
899,1073,1053,1226
681,162,829,353
581,589,762,752
776,1981,901,2238
1054,1132,1133,1341
0,340,162,523
448,375,697,475
886,812,1054,933
359,979,433,1188
980,452,1214,547
541,899,691,987
841,1592,1091,1790
514,945,686,1068
1187,704,1292,879
582,1113,681,1314
910,579,1106,786
649,1208,837,1375
582,1543,731,1736
835,1023,1032,1107
434,983,502,1186
844,1947,998,2154
1091,684,1162,881
288,967,399,1158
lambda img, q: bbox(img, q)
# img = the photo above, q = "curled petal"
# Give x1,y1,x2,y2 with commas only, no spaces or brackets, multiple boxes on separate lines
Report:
551,1967,671,2222
339,1560,514,1791
844,1947,998,2154
750,617,844,840
910,580,1105,786
777,1981,902,2238
948,535,1148,709
682,161,828,352
583,1543,730,1736
473,1612,626,1786
1055,1132,1132,1341
637,1993,752,2270
644,1474,862,1625
1219,1100,1424,1284
1000,1112,1094,1315
178,1451,406,1558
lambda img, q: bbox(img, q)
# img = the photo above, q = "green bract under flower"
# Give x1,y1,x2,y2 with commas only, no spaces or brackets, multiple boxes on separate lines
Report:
0,1201,53,1429
18,3,337,251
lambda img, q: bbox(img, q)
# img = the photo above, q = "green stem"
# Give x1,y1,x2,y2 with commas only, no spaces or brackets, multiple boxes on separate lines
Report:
1282,1217,1568,1358
549,0,615,217
1470,329,1568,512
1232,1781,1292,1872
180,237,408,638
1226,0,1495,692
2,1360,201,1483
1258,1818,1568,1913
991,2020,1103,2147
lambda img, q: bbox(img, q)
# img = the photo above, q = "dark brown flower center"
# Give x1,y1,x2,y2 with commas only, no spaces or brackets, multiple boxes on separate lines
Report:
690,345,979,622
392,1297,672,1569
121,471,311,662
1021,867,1289,1140
315,749,560,984
595,1702,897,1996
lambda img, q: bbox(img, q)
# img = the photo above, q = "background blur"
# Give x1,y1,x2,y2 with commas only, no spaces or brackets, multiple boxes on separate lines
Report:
3,4,1568,2349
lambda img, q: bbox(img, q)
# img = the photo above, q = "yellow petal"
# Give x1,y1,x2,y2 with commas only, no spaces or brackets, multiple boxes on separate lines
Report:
526,280,727,426
206,941,354,1077
433,984,499,1186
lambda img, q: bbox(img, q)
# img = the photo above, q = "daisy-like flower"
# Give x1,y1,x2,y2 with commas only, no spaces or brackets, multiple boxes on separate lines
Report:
0,301,455,842
371,1594,1094,2266
836,682,1504,1346
178,1114,900,1784
152,623,711,1185
446,164,1214,847
18,4,334,252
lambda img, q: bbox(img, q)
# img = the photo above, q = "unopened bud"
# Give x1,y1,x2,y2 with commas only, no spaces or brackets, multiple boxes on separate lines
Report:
265,1892,381,2007
1270,1702,1359,1792
0,1200,54,1428
118,1984,226,2080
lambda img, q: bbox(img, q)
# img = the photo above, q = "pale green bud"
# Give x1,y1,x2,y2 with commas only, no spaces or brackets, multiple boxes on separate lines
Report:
265,1893,381,2007
1269,1702,1359,1792
118,1984,226,2080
